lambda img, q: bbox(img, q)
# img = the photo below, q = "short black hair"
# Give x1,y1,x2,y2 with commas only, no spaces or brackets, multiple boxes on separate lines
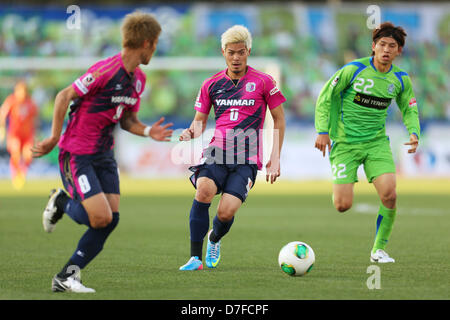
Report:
371,22,407,56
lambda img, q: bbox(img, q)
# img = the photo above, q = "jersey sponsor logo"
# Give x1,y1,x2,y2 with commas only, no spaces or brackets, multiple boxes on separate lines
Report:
409,97,417,108
195,101,202,108
331,76,339,87
353,93,391,110
246,82,256,92
111,96,138,105
270,86,280,96
214,99,255,107
115,84,122,90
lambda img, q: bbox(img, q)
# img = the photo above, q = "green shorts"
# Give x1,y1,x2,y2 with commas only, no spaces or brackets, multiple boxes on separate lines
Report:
329,137,396,184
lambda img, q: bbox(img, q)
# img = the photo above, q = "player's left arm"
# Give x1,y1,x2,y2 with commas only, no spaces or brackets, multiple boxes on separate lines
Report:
396,75,420,154
120,110,173,141
266,104,286,184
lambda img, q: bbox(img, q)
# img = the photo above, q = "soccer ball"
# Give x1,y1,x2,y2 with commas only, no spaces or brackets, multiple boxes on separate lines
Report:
278,241,315,276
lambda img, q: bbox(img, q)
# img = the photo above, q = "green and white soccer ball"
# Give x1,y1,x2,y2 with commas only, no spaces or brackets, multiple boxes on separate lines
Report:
278,241,315,276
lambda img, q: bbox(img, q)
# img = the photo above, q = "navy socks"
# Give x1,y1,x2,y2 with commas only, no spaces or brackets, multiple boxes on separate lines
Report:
189,200,211,258
209,215,234,243
64,199,91,227
58,212,120,277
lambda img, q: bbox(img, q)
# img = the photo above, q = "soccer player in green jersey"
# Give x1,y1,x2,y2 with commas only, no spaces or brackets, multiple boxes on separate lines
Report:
314,22,420,263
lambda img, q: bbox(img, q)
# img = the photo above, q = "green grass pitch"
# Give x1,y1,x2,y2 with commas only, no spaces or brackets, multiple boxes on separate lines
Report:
0,179,449,300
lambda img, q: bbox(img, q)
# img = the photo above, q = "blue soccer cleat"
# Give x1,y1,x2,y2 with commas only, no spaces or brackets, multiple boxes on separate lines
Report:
205,230,221,268
179,256,203,271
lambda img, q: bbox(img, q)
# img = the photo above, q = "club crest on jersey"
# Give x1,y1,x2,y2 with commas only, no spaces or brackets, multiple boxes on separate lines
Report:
135,80,142,94
331,76,339,87
81,73,95,87
387,83,395,94
409,97,417,108
246,82,256,92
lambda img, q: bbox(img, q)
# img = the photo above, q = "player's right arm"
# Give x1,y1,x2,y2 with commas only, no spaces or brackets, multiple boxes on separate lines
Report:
179,111,208,141
314,64,355,156
31,85,79,157
180,78,212,141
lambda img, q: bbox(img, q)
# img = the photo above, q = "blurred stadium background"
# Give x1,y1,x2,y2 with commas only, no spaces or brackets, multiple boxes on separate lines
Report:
0,0,449,191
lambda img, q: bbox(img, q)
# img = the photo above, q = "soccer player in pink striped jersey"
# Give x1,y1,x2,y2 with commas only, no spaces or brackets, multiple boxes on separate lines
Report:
31,12,173,293
179,25,287,271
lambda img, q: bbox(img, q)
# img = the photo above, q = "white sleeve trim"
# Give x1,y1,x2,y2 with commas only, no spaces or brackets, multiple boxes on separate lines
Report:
74,79,89,95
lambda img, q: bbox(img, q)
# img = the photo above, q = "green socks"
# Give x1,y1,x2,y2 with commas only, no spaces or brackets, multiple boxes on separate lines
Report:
372,203,396,254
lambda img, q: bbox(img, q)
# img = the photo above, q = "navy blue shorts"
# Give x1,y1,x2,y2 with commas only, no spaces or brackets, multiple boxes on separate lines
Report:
189,163,258,202
58,149,120,202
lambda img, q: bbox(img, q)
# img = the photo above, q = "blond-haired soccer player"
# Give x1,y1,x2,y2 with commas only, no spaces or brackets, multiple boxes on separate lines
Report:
179,25,286,270
32,11,173,292
314,22,420,263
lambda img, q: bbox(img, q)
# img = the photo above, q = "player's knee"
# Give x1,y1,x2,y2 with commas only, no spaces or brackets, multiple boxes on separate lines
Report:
90,213,113,229
195,186,216,203
334,199,352,213
217,209,235,222
381,190,397,207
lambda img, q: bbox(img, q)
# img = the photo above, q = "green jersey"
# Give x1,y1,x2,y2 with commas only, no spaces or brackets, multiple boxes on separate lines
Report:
315,56,420,143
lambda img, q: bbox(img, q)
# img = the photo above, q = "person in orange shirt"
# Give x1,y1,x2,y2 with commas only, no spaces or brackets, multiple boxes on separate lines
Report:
0,80,39,189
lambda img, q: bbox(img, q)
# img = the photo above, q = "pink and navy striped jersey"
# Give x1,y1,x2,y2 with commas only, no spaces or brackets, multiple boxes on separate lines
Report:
195,66,286,169
59,53,146,155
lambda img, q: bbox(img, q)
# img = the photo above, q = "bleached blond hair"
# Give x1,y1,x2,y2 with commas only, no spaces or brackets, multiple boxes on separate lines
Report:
221,25,252,50
121,11,161,49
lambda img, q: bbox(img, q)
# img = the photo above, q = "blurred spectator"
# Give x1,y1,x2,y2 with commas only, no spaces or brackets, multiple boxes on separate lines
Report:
0,80,39,189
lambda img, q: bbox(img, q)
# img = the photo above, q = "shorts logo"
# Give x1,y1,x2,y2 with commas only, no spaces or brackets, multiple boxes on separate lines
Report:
81,73,95,87
246,82,256,92
246,177,253,193
331,76,339,87
270,86,280,96
78,174,91,194
387,83,395,94
409,97,417,108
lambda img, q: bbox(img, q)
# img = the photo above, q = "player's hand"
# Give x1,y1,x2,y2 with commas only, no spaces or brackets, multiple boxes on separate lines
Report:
404,134,419,154
31,136,59,158
150,117,173,142
179,128,194,141
315,133,331,157
266,158,280,184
